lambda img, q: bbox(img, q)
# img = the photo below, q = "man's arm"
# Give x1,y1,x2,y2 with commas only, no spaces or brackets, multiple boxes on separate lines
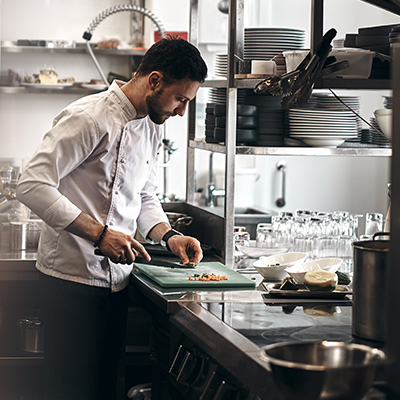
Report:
66,212,151,265
148,222,203,265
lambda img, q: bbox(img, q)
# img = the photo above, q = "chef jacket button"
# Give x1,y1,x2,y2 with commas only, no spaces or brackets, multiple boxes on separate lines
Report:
146,160,149,164
115,190,119,195
121,158,126,164
109,221,114,226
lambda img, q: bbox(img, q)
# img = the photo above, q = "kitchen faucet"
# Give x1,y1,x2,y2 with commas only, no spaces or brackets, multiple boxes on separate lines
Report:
206,152,225,207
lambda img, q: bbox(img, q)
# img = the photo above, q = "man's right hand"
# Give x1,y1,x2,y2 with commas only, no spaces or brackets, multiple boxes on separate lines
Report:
65,212,151,264
97,228,151,264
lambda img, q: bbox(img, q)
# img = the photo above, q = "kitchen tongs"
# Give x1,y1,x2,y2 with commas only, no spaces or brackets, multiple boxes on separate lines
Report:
254,28,340,109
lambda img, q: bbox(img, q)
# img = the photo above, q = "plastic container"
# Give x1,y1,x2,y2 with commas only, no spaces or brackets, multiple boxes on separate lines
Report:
323,49,374,79
283,50,310,72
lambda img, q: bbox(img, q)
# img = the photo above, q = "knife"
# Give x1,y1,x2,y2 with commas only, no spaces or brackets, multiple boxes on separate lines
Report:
94,248,197,268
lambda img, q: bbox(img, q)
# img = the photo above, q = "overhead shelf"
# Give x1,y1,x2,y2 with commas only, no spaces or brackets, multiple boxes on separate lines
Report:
202,78,392,90
1,41,146,56
189,139,392,157
0,85,103,94
361,0,400,15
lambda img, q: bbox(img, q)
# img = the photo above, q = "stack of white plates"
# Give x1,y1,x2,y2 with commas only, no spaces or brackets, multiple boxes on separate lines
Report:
215,54,228,77
310,93,362,134
244,27,305,60
288,109,359,148
368,118,391,147
383,96,392,109
310,93,361,112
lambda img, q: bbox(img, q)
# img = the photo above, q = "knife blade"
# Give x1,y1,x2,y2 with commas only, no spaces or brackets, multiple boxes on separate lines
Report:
94,248,197,268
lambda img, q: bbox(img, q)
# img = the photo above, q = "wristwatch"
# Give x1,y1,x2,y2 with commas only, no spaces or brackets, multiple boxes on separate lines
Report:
160,229,183,252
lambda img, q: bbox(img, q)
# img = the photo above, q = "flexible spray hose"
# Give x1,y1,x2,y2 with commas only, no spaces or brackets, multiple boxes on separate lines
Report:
83,4,166,87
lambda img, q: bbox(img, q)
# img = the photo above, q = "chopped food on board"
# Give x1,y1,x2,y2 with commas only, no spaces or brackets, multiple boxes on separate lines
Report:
188,273,228,281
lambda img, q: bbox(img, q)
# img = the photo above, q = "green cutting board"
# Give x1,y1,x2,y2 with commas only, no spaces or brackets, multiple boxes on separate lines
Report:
133,261,256,288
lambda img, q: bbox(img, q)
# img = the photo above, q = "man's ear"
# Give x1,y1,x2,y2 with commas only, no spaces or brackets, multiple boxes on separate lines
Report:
148,71,163,91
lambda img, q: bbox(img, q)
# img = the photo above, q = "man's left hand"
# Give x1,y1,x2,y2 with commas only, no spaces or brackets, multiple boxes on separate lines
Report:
167,235,203,266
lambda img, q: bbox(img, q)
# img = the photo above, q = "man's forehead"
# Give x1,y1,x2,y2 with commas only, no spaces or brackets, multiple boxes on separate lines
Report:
167,79,201,99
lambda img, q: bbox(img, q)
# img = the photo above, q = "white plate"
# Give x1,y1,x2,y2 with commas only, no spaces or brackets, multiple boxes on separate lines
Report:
289,109,355,116
289,126,358,131
301,137,346,147
290,134,357,139
81,83,108,90
21,82,74,89
245,27,305,32
290,123,358,127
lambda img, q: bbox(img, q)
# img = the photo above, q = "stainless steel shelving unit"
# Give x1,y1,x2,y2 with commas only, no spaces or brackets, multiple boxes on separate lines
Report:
0,41,146,95
204,77,393,90
189,139,392,156
0,85,102,95
1,41,146,56
186,0,393,268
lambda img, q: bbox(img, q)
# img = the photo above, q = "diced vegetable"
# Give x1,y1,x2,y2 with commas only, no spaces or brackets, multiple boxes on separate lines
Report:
188,272,228,281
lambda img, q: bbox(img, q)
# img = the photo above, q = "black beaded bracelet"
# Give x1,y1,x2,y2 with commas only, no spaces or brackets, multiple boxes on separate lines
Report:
93,224,108,248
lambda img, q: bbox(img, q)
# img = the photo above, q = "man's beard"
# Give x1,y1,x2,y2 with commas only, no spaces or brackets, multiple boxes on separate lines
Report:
146,89,168,125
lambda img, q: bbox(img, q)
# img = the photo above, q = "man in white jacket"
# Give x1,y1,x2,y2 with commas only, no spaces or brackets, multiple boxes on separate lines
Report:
17,37,207,400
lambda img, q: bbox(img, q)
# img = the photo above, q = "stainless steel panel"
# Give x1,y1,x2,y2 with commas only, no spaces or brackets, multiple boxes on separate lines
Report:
386,41,400,395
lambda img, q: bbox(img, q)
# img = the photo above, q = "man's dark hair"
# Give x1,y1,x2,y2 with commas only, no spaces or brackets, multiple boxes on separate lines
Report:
136,36,207,84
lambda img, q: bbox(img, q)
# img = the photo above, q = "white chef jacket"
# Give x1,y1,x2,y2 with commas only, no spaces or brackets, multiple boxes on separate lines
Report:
16,80,169,292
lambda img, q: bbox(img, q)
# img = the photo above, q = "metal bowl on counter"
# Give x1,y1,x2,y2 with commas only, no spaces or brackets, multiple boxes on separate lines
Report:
260,341,385,400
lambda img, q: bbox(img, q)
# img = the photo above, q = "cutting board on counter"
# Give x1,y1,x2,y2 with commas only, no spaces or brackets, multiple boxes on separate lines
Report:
133,261,256,288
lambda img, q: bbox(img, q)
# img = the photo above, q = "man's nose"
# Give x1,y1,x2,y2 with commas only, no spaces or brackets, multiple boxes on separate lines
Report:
175,102,188,117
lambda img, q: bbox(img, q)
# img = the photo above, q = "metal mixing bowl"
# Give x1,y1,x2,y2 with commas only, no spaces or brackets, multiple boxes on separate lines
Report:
260,341,386,400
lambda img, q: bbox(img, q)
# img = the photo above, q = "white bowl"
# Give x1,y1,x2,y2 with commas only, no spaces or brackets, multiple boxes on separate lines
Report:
253,252,307,281
374,108,392,140
237,240,289,259
285,258,342,285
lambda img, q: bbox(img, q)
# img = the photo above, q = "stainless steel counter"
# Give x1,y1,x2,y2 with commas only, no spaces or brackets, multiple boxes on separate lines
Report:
129,269,383,400
0,251,38,280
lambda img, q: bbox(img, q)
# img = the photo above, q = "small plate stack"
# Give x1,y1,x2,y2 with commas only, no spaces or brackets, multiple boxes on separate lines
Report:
310,93,362,135
288,109,359,148
215,54,228,77
244,27,305,60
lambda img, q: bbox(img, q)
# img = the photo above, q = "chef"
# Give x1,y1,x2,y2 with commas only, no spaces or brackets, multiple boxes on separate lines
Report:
16,37,207,400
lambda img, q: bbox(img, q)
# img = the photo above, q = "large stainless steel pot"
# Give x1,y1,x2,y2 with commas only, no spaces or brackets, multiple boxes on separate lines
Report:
10,219,42,251
352,233,389,342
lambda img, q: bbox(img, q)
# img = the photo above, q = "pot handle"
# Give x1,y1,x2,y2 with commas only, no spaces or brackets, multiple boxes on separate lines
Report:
172,216,193,228
373,232,390,240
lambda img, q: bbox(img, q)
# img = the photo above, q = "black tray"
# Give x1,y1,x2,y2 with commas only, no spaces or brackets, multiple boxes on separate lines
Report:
263,282,352,299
